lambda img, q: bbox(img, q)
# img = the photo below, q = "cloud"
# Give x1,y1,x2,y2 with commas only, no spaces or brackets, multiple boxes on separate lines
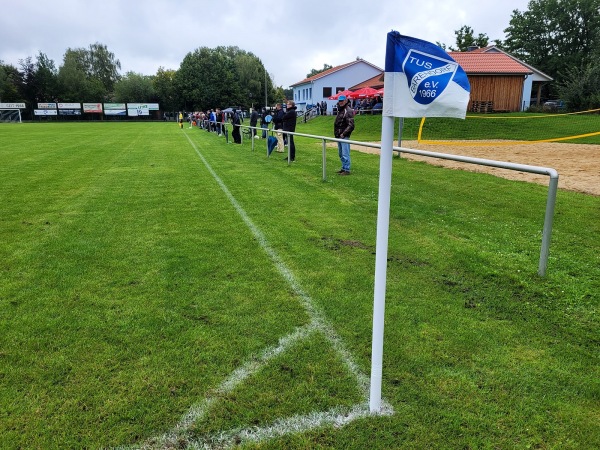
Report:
0,0,529,87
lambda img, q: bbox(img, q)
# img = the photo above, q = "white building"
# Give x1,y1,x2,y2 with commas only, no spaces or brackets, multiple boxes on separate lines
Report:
290,59,383,114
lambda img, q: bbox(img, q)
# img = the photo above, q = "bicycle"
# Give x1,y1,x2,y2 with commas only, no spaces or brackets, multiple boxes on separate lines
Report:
241,126,252,140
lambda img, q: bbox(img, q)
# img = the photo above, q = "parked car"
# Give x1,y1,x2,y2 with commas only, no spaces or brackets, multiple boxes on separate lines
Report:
543,100,565,111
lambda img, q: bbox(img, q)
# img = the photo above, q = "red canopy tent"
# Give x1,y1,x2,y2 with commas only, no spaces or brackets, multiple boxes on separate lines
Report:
328,89,354,100
348,87,379,99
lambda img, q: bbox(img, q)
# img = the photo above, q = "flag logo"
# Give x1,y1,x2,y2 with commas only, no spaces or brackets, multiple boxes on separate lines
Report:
383,32,470,119
403,50,459,105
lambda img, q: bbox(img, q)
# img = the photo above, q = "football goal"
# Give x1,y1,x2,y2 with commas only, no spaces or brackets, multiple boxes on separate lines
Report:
0,109,22,123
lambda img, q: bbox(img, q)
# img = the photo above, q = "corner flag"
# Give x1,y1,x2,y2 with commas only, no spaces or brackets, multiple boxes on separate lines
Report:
370,32,470,413
383,31,470,118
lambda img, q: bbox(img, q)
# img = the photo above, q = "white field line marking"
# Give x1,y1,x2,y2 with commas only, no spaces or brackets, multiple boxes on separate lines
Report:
184,403,394,450
140,324,318,449
182,133,372,396
131,134,394,449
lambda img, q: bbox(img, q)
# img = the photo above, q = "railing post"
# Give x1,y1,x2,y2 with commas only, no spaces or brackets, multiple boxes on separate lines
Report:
322,139,327,181
538,172,559,276
396,118,403,157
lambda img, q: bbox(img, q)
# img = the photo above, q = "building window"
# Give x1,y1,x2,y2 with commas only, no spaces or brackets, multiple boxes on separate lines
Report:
323,87,332,98
336,87,345,94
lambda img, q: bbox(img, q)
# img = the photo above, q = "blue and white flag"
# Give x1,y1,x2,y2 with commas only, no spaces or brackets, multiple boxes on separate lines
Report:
383,31,470,119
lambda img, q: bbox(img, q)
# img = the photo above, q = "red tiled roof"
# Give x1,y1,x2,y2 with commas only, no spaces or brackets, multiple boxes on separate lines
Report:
465,46,553,80
290,59,382,87
290,61,356,87
449,51,532,75
350,73,384,90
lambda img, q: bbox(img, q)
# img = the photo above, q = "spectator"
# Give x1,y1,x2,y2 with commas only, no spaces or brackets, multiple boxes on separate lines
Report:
209,110,216,132
334,95,355,175
250,108,259,138
231,108,242,144
216,108,223,135
282,100,297,161
260,108,269,139
272,103,285,153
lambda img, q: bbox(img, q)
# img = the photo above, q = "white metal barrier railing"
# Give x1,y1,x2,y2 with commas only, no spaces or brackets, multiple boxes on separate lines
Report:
205,121,558,277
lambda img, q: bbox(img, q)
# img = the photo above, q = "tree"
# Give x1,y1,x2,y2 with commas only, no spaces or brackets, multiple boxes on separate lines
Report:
58,42,121,101
174,47,236,110
153,67,177,112
18,57,36,107
558,62,600,110
0,62,21,102
113,72,156,103
213,46,274,108
16,52,59,106
272,86,287,104
32,52,58,102
504,0,600,88
57,51,104,102
231,50,265,108
85,43,121,93
449,26,490,51
173,46,273,111
306,64,332,79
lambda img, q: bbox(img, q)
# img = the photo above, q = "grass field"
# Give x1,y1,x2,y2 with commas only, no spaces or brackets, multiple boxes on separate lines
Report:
1,119,598,449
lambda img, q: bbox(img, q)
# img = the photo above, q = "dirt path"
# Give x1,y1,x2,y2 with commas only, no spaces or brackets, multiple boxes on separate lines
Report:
350,140,599,196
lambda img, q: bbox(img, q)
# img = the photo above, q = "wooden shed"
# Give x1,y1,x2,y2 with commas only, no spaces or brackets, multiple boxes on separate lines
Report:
448,51,532,112
449,49,552,113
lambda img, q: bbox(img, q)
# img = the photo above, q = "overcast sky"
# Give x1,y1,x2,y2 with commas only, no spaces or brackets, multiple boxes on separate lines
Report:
1,0,530,88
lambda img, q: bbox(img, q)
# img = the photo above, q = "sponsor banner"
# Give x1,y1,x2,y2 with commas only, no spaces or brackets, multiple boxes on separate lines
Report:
127,103,160,110
58,102,80,109
104,109,126,116
38,102,57,109
34,109,58,116
83,103,103,113
127,108,150,116
58,109,82,115
104,102,126,110
0,102,26,109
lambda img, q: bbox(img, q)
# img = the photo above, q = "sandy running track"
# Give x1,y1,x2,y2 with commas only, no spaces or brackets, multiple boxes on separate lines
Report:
349,140,599,196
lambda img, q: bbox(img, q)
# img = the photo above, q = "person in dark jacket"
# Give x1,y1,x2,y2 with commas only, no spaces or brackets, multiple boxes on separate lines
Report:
282,100,297,161
249,108,259,138
334,95,355,175
271,103,285,152
231,108,242,144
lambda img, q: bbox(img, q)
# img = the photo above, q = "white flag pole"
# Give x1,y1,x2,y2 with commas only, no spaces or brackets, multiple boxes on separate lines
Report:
369,114,396,412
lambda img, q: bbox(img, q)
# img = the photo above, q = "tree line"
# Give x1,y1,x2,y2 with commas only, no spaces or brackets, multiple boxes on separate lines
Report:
2,0,599,115
0,43,286,117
